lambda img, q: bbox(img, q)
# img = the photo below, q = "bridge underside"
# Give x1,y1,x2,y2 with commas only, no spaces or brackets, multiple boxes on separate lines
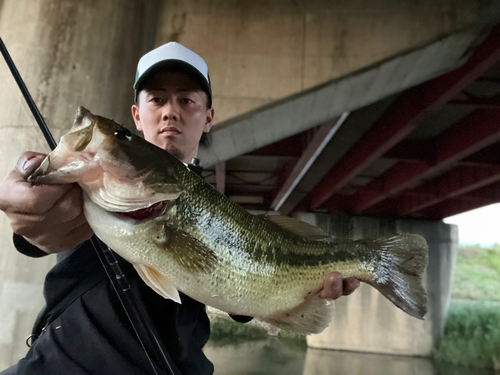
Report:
201,24,500,221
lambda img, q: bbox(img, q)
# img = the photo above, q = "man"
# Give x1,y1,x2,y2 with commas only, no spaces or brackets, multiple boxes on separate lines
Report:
0,42,359,374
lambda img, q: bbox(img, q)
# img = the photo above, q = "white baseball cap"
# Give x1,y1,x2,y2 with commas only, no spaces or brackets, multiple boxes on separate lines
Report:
133,42,212,106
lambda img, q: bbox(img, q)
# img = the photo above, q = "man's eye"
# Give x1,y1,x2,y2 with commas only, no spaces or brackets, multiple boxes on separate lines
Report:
180,98,193,105
150,97,163,104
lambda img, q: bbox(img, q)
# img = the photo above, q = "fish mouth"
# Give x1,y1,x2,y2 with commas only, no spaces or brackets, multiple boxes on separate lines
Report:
116,201,169,222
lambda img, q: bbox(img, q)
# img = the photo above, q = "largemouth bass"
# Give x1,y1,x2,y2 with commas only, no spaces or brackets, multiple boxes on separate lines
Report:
30,107,428,334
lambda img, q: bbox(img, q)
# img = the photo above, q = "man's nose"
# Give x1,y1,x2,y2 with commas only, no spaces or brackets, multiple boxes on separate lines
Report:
162,101,179,121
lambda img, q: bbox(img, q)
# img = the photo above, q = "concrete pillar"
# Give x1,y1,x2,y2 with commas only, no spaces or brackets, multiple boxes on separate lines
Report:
0,0,159,369
294,213,458,357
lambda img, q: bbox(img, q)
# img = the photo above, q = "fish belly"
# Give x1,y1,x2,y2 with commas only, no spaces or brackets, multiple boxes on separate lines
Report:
83,194,328,318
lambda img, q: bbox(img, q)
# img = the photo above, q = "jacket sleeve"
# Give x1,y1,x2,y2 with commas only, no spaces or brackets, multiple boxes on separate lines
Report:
13,233,49,258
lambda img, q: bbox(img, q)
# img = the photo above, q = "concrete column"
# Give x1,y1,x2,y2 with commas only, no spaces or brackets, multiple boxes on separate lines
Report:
0,0,159,369
294,213,458,357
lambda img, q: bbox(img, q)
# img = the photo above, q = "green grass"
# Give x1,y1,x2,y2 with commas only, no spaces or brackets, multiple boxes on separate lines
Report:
434,300,500,370
434,244,500,370
452,243,500,301
207,314,268,346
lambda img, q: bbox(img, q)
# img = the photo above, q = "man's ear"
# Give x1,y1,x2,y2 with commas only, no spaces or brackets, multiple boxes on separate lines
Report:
131,104,143,132
203,108,215,133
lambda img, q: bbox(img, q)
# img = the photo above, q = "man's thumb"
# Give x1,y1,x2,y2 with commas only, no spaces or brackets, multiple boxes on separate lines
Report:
15,152,47,180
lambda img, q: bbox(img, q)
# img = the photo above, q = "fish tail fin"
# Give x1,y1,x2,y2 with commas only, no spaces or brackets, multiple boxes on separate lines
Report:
365,234,428,319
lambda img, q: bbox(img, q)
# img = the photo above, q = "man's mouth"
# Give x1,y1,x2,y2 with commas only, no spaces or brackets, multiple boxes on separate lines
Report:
160,126,181,135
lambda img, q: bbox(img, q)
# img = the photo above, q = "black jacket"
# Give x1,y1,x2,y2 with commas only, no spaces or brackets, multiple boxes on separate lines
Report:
2,236,213,375
2,163,214,375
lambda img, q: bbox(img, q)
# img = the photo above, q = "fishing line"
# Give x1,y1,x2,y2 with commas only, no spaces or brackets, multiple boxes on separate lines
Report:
0,37,177,375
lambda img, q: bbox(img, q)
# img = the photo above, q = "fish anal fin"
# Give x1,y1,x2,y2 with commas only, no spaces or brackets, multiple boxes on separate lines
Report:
261,291,335,335
260,215,328,241
133,263,181,304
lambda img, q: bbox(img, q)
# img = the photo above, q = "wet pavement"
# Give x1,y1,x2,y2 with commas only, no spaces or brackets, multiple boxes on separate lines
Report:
204,337,495,375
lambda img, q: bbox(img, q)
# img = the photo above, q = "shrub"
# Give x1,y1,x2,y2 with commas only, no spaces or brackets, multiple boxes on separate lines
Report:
434,300,500,369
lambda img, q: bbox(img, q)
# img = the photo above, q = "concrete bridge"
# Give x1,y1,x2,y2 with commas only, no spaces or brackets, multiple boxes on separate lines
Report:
1,0,499,369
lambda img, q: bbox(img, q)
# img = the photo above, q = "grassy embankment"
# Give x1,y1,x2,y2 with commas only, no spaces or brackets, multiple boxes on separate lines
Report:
434,244,500,371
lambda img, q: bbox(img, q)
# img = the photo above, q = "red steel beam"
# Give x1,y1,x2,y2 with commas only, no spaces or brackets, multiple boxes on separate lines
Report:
321,194,353,215
271,115,346,211
300,23,500,212
436,110,500,163
352,160,430,213
433,181,500,219
449,96,500,110
462,144,500,165
397,164,500,215
353,109,500,213
383,140,434,162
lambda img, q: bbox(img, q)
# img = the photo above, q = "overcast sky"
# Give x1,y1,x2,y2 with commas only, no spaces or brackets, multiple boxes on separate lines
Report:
443,203,500,246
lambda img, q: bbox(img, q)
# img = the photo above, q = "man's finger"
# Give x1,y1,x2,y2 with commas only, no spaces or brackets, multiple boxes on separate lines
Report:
342,278,360,296
11,182,74,215
14,152,47,180
43,184,85,223
320,272,343,300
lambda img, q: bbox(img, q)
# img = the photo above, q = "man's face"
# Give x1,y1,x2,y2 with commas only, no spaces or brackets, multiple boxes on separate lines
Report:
131,69,214,163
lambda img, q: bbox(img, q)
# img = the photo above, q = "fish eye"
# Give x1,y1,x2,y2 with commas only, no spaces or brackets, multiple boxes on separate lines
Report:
114,126,133,141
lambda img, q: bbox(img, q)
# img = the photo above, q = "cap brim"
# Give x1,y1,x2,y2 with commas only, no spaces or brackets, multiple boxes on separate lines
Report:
134,60,211,105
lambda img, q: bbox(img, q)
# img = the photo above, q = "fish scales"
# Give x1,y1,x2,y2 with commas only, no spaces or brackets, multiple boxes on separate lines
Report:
168,171,376,313
30,107,429,334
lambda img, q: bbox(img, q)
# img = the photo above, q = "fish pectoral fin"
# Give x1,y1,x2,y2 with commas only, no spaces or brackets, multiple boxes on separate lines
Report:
133,264,181,304
258,215,328,241
261,292,335,335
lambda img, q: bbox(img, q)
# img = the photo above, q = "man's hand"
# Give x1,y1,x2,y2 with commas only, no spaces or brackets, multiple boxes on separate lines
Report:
320,272,360,300
0,151,93,254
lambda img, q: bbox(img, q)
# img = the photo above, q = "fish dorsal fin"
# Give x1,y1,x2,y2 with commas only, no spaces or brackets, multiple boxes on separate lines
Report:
260,215,328,240
133,264,181,304
261,290,336,335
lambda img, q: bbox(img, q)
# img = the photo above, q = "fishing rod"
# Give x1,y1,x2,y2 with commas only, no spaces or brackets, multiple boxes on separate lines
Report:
0,37,177,375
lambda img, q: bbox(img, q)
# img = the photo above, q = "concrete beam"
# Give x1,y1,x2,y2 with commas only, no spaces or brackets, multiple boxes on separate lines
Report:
198,26,487,168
